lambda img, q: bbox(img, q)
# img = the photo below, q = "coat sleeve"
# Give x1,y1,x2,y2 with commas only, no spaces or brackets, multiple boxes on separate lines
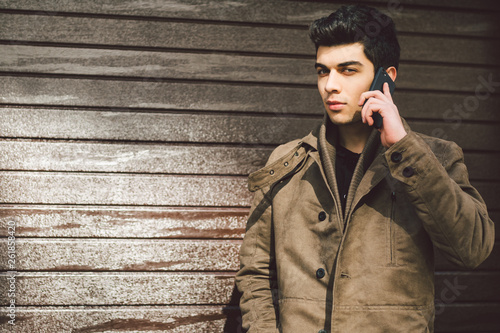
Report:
235,185,280,333
385,131,495,269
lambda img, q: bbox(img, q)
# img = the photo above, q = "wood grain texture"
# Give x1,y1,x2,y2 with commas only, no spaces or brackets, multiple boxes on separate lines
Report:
0,171,495,208
0,272,237,305
0,141,496,181
1,238,498,272
0,238,242,271
0,306,238,333
0,0,498,36
0,304,499,333
2,45,500,93
1,75,498,122
0,107,323,145
0,105,498,151
0,13,499,65
0,206,247,238
0,272,497,306
0,141,271,175
0,172,251,207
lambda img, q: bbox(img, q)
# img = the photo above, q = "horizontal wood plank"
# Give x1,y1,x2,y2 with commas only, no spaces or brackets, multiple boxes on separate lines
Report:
0,172,251,207
2,45,500,92
1,238,498,272
0,141,271,175
1,206,496,240
0,206,247,238
0,107,322,145
0,172,496,208
0,1,498,36
0,105,498,152
0,14,499,64
0,141,496,181
0,304,499,332
0,238,242,271
1,75,498,122
0,305,237,333
0,272,497,305
0,272,237,305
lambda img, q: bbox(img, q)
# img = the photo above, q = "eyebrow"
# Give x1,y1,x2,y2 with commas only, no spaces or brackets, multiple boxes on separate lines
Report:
314,61,364,69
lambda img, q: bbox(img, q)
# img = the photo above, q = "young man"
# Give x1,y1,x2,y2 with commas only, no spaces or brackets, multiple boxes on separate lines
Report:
235,5,494,333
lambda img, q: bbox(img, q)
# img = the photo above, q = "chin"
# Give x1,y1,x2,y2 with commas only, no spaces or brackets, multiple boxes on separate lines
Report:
326,113,360,126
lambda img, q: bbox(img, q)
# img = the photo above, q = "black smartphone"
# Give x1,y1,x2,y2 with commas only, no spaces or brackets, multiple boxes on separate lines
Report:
366,67,395,129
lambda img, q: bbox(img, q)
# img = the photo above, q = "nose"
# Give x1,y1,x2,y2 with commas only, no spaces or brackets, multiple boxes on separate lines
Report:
324,72,341,93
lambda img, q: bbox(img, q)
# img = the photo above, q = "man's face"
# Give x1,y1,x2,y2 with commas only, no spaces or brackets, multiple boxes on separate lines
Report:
315,43,375,126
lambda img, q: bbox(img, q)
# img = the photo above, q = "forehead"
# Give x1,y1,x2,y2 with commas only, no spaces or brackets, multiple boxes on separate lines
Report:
316,43,370,66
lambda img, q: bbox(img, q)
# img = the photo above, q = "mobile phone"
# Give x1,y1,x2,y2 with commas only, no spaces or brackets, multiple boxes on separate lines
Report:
366,67,395,129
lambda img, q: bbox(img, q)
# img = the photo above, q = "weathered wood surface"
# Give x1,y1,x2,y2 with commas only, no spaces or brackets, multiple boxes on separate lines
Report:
0,272,498,305
1,206,497,240
0,238,243,271
0,304,497,333
0,206,247,238
0,141,271,175
0,107,498,152
0,172,495,208
0,13,499,65
2,45,500,92
0,172,251,207
0,306,239,333
0,141,497,181
0,238,498,272
0,0,499,37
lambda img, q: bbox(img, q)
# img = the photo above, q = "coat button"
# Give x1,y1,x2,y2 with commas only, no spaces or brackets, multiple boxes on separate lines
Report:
316,268,326,279
391,152,403,163
403,166,414,177
318,211,327,221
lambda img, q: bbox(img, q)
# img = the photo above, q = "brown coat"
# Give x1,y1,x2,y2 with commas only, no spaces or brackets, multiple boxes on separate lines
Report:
235,118,494,333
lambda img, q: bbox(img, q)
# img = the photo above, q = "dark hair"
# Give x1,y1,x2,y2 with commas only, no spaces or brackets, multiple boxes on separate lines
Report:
309,5,400,70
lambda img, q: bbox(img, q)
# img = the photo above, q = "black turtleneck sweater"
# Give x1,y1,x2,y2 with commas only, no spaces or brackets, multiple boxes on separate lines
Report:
335,145,361,216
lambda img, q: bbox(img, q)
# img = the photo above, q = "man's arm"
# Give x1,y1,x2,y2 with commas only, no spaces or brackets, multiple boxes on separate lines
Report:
236,187,280,332
385,131,495,268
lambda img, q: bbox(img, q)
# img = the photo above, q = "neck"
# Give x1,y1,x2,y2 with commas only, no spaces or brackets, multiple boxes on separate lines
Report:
337,121,372,154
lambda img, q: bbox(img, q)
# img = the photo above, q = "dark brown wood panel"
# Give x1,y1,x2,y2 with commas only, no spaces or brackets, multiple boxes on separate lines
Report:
0,206,247,238
0,272,237,305
0,174,496,209
0,172,251,207
0,0,498,36
0,107,322,145
0,13,499,65
1,75,498,122
0,273,497,306
1,239,498,272
0,141,496,181
0,238,242,271
2,45,499,92
0,106,498,152
0,306,235,333
0,304,499,333
0,141,271,175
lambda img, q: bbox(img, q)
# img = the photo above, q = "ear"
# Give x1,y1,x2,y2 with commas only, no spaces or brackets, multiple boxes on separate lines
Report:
386,66,397,82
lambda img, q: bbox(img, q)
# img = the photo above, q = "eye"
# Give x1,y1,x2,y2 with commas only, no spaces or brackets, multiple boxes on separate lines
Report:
316,68,329,76
341,68,357,74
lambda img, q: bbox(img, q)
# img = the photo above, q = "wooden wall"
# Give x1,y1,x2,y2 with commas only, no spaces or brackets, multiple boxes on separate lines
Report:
0,0,498,332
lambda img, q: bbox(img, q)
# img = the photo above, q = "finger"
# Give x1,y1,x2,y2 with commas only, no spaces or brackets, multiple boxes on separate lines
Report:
383,82,393,102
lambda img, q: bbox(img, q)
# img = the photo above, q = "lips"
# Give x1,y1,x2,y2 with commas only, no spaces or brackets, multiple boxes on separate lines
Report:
326,100,346,111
